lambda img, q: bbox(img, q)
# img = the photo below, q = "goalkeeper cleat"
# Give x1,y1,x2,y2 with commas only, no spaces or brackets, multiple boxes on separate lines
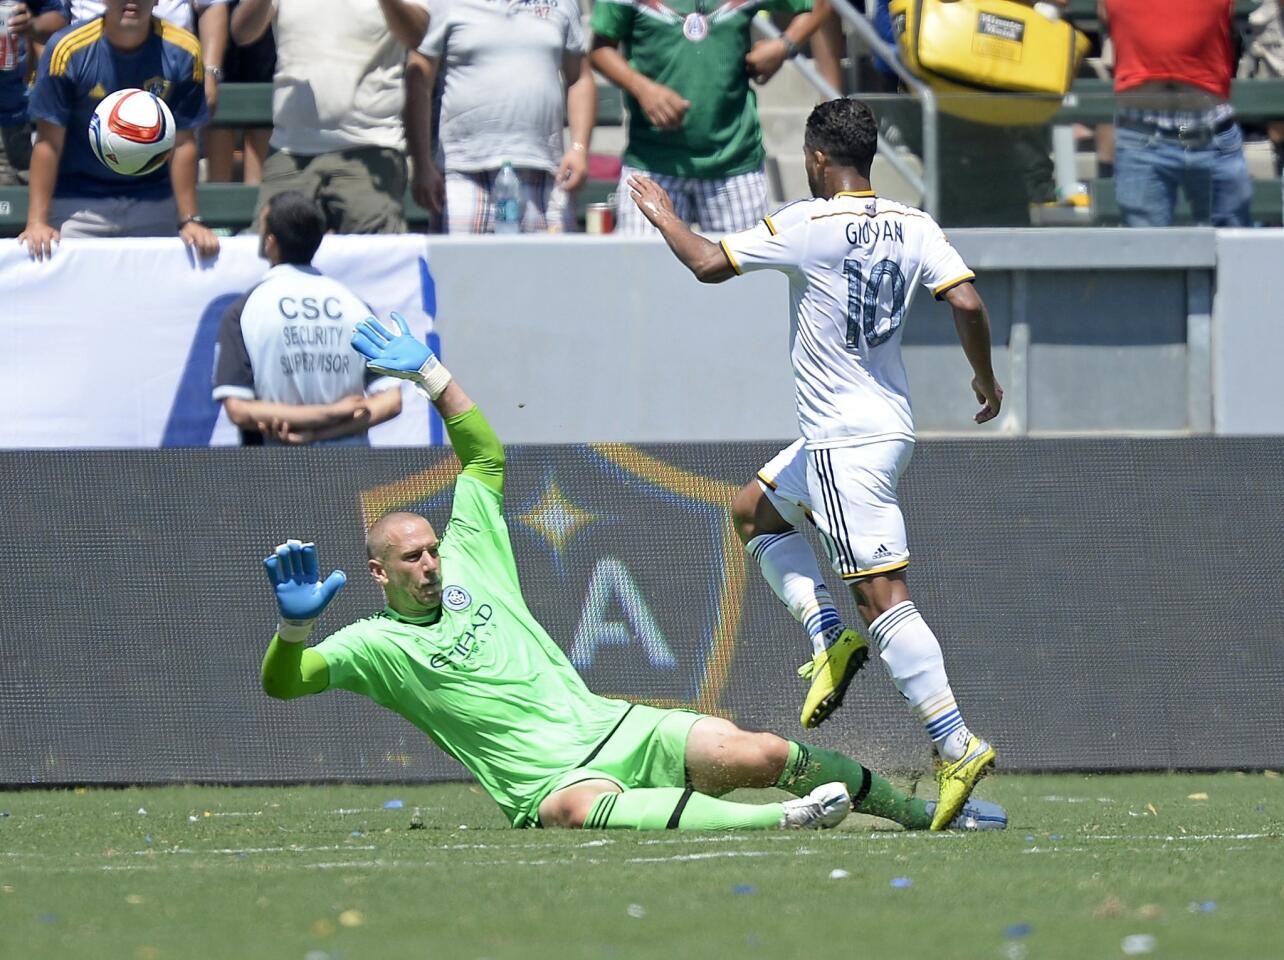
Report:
924,796,1007,831
797,629,870,728
781,781,851,829
930,735,996,831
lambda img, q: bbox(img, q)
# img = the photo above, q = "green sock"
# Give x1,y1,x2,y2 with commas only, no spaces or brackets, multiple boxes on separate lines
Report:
776,742,931,830
583,788,785,831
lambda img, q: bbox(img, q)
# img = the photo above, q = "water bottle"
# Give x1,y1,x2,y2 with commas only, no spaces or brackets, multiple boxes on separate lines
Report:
493,162,522,234
545,183,570,234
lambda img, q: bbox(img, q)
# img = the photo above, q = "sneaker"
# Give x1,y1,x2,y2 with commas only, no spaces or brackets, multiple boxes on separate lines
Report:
930,735,996,831
781,781,851,829
924,796,1007,830
797,629,869,729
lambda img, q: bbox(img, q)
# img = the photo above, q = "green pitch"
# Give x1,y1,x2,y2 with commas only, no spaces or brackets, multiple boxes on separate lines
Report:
1,773,1280,960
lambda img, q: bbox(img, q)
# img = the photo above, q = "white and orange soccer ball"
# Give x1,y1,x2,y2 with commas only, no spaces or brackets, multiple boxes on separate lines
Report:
88,88,176,177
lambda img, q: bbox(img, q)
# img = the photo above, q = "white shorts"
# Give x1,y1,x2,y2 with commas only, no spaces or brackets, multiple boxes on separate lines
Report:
757,438,913,580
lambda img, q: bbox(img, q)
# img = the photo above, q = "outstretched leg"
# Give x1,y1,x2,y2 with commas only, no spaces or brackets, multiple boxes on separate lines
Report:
538,774,846,832
732,459,869,728
536,717,1002,832
852,572,995,830
685,717,934,830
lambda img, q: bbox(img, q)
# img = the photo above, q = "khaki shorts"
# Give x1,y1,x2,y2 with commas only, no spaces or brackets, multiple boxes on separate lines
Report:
527,704,702,827
257,146,407,234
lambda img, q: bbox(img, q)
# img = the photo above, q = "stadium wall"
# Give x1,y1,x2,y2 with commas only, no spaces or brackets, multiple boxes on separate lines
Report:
5,229,1284,445
2,440,1282,786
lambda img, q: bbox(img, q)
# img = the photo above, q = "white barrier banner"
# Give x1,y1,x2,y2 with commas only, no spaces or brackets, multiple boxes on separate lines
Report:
0,236,438,447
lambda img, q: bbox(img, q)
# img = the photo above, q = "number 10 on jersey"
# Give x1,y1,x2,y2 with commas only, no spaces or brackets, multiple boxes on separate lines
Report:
844,258,908,350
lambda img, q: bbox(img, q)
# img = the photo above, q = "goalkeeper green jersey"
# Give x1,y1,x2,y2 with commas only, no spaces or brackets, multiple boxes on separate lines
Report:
312,474,631,827
589,0,812,178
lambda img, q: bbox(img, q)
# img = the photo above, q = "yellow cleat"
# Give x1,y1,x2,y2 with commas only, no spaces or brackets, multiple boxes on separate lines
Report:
796,629,870,729
930,735,996,831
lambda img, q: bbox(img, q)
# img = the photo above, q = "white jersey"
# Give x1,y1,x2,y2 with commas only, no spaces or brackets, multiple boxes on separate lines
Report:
721,191,974,448
212,264,393,408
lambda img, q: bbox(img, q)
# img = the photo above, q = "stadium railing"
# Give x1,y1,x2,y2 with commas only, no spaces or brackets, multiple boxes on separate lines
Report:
1,75,1281,233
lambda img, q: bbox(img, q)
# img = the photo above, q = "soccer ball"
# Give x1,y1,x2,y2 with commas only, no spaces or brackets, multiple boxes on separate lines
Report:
88,88,176,176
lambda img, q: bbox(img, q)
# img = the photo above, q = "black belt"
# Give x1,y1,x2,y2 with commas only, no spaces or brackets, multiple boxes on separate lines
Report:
1116,115,1236,146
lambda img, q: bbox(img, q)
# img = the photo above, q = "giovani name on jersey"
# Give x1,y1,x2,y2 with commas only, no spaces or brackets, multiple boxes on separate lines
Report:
847,220,904,247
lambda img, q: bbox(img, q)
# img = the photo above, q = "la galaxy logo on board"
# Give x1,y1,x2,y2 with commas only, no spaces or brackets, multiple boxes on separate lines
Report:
442,585,472,611
683,12,708,41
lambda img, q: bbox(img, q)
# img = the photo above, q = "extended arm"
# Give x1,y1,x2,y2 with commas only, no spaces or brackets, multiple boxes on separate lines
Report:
260,540,347,699
629,175,736,283
171,130,220,256
19,120,63,261
944,282,1003,424
404,50,443,216
443,392,504,495
197,2,229,115
350,314,504,494
261,636,330,699
558,52,595,191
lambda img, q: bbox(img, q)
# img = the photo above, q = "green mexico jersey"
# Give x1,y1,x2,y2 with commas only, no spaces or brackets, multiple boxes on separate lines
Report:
312,475,630,827
590,0,811,178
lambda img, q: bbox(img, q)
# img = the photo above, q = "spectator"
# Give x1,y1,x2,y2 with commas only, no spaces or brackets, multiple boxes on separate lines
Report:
69,2,229,118
19,0,218,260
205,0,275,184
884,0,1062,226
590,0,832,235
0,1,68,185
231,0,429,234
404,0,596,234
212,190,403,446
1239,0,1284,177
1101,0,1252,227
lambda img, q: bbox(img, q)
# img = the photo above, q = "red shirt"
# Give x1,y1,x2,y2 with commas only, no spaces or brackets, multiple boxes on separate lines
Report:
1106,0,1234,99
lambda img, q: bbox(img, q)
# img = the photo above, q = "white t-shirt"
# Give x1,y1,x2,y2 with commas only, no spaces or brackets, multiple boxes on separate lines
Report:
721,191,975,448
68,1,228,33
212,264,395,409
418,0,585,173
269,0,429,155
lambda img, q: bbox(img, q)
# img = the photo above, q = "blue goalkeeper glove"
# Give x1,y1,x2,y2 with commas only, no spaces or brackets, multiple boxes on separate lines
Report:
262,539,347,640
351,312,452,400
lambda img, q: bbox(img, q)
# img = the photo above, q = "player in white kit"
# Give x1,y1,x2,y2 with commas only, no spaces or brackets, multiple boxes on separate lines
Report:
630,98,1003,829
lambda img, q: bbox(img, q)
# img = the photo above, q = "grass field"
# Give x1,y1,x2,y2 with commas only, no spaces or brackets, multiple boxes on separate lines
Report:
1,772,1281,960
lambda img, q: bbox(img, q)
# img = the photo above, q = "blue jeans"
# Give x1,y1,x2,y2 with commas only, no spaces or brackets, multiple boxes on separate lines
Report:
1114,123,1253,227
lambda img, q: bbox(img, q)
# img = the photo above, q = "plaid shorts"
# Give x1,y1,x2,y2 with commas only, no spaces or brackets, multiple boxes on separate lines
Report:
615,164,768,235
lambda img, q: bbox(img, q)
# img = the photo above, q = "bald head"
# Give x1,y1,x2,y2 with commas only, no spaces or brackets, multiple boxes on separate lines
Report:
365,512,444,617
365,512,437,561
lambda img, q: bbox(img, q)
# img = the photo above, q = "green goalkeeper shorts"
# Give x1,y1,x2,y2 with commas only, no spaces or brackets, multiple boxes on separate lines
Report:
527,704,703,826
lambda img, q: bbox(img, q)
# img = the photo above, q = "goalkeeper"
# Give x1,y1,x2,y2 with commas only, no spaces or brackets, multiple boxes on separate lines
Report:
259,314,1007,833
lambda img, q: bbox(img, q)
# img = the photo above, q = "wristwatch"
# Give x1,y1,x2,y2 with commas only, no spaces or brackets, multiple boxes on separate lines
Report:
207,65,223,83
780,36,800,59
178,215,206,229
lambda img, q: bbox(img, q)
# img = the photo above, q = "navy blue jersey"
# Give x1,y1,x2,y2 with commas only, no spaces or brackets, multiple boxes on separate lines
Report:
0,0,67,126
29,15,206,199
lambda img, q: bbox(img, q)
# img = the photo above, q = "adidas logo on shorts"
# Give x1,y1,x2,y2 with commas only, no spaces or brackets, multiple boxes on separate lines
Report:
871,544,892,561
